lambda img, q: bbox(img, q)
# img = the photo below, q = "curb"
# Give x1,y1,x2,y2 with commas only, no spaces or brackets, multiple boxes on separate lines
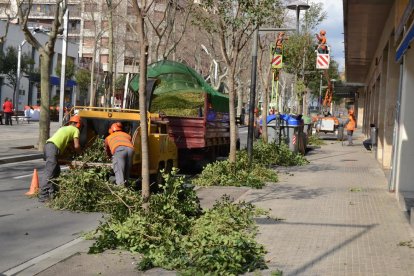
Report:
0,153,43,164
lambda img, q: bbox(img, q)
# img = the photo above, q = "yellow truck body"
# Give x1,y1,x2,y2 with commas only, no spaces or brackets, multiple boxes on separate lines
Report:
67,106,178,178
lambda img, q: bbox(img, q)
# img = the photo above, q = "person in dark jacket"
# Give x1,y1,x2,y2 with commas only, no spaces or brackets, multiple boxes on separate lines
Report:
104,122,134,186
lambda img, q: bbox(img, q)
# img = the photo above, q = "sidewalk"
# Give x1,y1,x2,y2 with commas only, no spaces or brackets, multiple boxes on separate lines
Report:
5,129,414,275
243,131,414,275
0,122,60,163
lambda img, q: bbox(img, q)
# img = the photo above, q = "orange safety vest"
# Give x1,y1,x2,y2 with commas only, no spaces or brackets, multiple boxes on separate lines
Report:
105,131,134,155
346,115,356,131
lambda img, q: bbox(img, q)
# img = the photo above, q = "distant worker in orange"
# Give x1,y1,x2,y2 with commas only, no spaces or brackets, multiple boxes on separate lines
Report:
39,115,82,202
344,110,356,146
105,122,134,186
275,32,286,54
315,30,328,54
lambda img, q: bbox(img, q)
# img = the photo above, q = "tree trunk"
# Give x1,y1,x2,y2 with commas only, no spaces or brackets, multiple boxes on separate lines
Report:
38,51,51,151
137,10,150,204
262,86,268,143
107,7,114,107
89,42,96,106
228,65,237,163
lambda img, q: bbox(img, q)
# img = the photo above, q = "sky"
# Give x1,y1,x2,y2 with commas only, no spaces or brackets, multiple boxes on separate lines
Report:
309,0,345,72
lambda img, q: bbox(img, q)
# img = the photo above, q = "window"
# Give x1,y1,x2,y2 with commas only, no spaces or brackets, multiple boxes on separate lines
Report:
84,3,97,12
84,20,95,30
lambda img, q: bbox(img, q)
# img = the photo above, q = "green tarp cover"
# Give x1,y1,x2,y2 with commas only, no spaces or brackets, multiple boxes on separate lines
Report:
129,60,229,112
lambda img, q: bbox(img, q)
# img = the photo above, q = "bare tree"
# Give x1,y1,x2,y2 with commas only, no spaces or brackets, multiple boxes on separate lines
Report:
257,34,274,143
192,0,283,163
83,0,106,107
146,0,194,62
0,2,12,51
17,0,67,151
131,0,151,204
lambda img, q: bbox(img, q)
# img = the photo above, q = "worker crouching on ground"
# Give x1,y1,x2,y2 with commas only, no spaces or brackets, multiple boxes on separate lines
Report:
39,115,82,202
344,110,356,146
104,122,134,186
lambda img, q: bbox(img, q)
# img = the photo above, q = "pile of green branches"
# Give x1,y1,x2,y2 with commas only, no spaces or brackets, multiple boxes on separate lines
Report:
90,171,267,274
253,141,309,167
192,150,278,189
307,134,326,146
49,166,141,214
49,133,269,274
193,141,308,188
150,92,204,117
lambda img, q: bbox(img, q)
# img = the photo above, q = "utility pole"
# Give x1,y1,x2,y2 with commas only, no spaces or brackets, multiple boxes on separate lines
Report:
59,9,69,125
247,0,259,162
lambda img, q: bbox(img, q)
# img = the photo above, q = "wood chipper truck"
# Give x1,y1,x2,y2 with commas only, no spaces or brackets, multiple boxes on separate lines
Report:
63,106,178,181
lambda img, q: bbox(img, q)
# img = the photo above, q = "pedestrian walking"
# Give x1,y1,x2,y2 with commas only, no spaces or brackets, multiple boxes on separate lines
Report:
38,115,82,202
344,109,356,146
104,122,134,186
3,98,14,125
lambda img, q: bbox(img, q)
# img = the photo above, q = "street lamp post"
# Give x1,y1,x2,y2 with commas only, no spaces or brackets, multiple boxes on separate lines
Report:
246,0,259,161
58,9,69,126
287,1,310,34
287,1,310,114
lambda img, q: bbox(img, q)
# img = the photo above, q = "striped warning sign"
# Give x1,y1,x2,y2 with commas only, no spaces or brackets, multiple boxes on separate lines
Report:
292,134,297,145
316,54,330,69
271,54,283,69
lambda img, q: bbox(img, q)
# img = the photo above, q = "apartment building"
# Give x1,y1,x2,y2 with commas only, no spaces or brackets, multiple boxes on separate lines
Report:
0,20,79,110
0,1,177,78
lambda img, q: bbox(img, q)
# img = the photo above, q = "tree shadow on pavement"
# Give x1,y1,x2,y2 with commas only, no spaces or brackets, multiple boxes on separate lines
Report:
254,220,378,275
248,183,328,203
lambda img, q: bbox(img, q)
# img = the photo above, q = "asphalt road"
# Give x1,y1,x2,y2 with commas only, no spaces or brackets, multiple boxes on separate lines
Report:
0,159,102,274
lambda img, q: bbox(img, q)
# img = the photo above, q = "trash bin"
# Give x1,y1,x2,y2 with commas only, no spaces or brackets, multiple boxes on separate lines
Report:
259,114,279,143
279,114,303,153
370,123,378,150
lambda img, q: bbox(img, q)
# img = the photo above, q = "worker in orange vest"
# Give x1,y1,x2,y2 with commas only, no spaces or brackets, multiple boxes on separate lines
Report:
39,115,82,202
344,110,356,146
275,31,286,54
104,122,134,186
315,30,328,54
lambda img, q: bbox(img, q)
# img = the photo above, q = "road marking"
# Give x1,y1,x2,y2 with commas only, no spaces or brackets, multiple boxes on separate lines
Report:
2,237,84,276
12,166,69,179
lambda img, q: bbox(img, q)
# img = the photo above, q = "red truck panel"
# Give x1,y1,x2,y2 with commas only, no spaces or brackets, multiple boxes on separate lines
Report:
166,116,230,149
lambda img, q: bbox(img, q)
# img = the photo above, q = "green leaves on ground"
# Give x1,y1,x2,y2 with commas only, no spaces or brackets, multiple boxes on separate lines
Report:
193,141,308,188
89,171,267,274
307,134,326,146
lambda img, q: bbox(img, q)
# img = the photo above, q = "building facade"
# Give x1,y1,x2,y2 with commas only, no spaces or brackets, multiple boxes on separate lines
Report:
0,20,79,110
344,0,414,224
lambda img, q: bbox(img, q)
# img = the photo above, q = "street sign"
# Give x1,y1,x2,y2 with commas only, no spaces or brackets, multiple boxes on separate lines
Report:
271,54,283,69
316,54,330,69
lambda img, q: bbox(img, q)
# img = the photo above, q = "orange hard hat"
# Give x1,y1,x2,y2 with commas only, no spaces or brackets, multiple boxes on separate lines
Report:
69,115,82,128
109,122,123,134
319,30,326,35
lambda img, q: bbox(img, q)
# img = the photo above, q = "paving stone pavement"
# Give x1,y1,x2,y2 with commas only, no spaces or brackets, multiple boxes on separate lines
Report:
241,136,414,276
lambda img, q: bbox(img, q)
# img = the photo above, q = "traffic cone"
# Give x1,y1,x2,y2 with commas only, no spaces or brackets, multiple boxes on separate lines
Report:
25,169,39,196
